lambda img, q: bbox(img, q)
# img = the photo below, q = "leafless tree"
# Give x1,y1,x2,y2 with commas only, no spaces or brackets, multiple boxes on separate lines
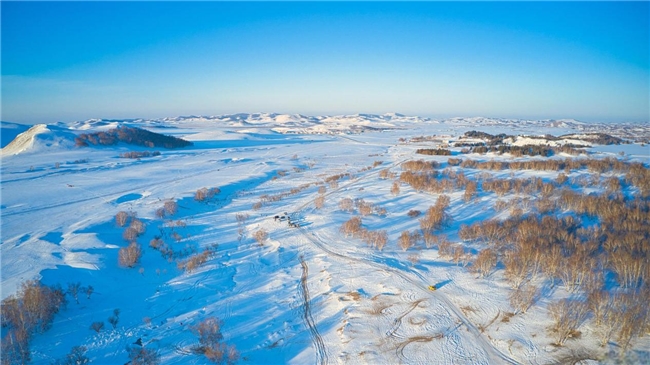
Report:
339,198,354,212
509,284,538,314
67,282,81,304
314,195,325,209
391,181,400,195
116,211,129,227
164,200,178,215
90,321,104,333
463,181,477,202
119,242,142,268
548,299,588,345
127,344,160,365
192,317,239,365
399,231,412,251
253,229,268,245
471,248,497,277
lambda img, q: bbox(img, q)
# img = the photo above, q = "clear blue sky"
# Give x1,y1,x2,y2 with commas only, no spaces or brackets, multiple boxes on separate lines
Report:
2,1,648,124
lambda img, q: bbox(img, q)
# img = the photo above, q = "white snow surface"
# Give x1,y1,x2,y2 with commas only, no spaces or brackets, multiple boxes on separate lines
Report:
1,113,648,364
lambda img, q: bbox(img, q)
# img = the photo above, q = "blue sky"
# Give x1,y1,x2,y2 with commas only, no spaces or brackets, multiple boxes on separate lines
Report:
2,2,648,124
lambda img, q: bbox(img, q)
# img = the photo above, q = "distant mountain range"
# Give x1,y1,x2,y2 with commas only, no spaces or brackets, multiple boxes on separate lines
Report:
2,113,647,156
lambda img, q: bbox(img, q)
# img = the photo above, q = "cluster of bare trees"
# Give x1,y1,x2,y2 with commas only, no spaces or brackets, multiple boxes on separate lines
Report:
398,230,425,251
471,248,498,277
338,198,386,216
401,159,438,172
114,211,146,268
191,317,239,364
324,172,351,188
254,182,321,210
419,195,451,233
415,148,452,156
195,187,221,202
587,288,650,349
508,283,539,314
399,171,453,193
339,217,388,250
463,181,477,202
458,156,643,178
402,135,442,143
52,346,90,365
155,200,178,218
127,343,160,365
177,244,219,272
123,217,146,242
339,198,354,212
457,192,649,348
119,151,161,159
547,298,589,345
2,280,67,364
379,168,396,180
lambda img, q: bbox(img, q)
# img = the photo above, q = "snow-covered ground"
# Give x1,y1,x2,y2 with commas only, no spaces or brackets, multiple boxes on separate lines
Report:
1,114,649,364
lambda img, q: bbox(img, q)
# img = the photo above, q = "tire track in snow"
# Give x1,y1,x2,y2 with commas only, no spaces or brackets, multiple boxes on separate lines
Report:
386,298,425,338
299,255,328,365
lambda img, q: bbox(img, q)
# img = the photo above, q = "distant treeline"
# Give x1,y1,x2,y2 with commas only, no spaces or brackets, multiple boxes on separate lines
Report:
119,151,161,159
458,130,624,147
416,148,452,156
462,144,586,157
75,126,192,149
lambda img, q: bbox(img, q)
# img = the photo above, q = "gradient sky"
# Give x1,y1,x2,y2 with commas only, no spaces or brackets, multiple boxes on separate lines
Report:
2,1,648,124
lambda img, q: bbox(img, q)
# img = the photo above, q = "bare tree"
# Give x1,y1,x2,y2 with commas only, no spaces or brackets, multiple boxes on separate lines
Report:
85,285,94,299
340,217,362,237
127,344,160,365
463,181,477,202
130,218,146,235
314,195,325,209
164,200,178,215
1,280,67,364
118,242,142,268
52,346,90,365
195,188,209,201
192,317,239,365
67,282,81,304
399,230,412,251
108,309,120,329
391,181,400,195
339,198,354,212
253,229,268,245
115,211,129,227
548,299,589,345
508,284,538,314
90,321,105,333
471,248,497,277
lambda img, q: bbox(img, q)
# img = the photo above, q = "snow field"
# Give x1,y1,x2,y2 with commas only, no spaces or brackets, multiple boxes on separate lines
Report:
1,116,649,364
